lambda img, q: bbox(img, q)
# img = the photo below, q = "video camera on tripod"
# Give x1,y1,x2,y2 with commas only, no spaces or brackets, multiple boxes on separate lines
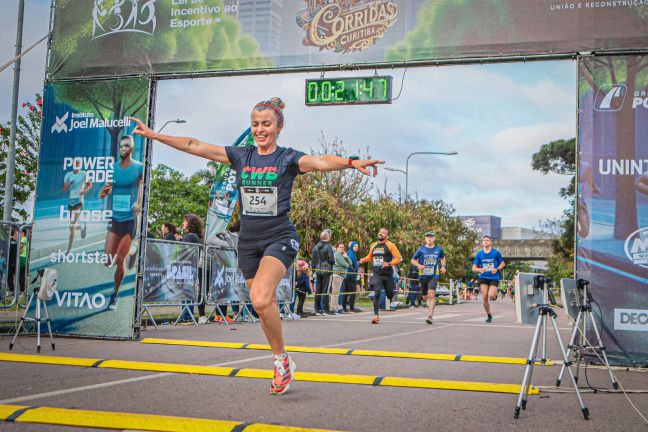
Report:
533,275,556,306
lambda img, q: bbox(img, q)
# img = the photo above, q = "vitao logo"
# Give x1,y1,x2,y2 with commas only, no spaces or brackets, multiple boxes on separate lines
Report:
624,227,648,268
594,84,627,112
51,112,69,133
92,0,157,40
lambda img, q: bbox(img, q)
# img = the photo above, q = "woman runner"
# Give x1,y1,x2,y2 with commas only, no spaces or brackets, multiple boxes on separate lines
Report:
130,97,383,395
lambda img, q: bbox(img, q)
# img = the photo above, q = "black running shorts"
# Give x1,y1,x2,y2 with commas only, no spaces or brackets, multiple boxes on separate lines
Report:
108,219,136,237
237,232,300,280
478,278,499,287
420,278,438,296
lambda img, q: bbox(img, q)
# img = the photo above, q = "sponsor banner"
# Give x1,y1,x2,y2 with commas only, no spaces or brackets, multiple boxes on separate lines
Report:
143,239,200,302
30,78,150,338
576,55,648,365
205,128,255,239
49,0,648,79
207,247,293,304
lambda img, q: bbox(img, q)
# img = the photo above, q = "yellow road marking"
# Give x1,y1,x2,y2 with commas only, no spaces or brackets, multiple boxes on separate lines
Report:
0,404,336,431
141,337,554,366
0,352,538,395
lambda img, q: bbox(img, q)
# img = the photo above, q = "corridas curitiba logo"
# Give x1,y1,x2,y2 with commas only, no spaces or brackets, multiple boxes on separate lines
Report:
92,0,157,40
297,0,398,53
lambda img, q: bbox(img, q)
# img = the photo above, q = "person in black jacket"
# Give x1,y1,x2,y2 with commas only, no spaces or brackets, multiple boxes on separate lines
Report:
311,230,335,315
179,214,203,322
161,223,177,241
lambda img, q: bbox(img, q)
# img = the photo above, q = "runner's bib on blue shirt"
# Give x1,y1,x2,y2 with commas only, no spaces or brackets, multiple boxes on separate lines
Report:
473,249,504,281
412,245,445,280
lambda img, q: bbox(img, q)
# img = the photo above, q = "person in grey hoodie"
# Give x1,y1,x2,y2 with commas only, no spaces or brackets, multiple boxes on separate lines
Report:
311,230,335,315
332,242,352,313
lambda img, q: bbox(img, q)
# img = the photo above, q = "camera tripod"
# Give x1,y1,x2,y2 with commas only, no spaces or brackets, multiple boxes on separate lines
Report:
556,279,618,390
9,270,55,353
515,276,589,420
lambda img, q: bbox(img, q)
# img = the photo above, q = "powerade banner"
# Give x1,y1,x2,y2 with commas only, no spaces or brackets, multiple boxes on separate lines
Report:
143,239,200,302
577,55,648,366
208,247,294,304
205,128,255,239
30,78,149,339
49,0,648,80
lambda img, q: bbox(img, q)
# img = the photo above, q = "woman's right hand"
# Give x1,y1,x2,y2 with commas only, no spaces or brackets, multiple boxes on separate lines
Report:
130,117,158,140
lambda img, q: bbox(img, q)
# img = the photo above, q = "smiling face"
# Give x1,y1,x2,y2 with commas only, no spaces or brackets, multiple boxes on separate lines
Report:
251,109,282,150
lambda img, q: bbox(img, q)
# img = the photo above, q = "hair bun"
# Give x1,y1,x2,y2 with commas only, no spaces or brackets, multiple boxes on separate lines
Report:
269,97,286,109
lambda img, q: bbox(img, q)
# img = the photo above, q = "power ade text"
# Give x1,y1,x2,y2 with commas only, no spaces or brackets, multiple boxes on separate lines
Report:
63,157,114,183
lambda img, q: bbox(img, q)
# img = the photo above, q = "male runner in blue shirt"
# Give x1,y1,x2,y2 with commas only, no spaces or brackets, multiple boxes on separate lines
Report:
472,235,505,322
411,231,446,324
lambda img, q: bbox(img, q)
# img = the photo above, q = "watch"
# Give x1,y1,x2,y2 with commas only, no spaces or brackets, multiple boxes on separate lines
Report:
348,155,359,167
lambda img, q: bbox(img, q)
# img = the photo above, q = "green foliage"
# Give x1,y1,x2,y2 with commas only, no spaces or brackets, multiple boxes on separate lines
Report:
50,0,270,78
502,260,532,281
147,164,210,236
0,95,41,221
385,0,511,61
532,138,576,278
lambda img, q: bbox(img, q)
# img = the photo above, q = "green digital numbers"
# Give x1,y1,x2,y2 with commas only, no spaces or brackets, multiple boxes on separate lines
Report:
305,76,392,106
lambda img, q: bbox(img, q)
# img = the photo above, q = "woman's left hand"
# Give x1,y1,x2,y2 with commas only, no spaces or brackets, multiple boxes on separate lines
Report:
351,159,384,176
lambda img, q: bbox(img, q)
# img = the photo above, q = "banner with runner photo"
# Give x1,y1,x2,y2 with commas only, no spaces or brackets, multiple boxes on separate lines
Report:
143,239,200,302
30,78,150,339
205,128,255,239
576,55,648,366
49,0,648,79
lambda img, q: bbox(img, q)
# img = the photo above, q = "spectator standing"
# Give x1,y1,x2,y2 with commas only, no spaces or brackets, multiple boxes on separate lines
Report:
295,260,312,317
179,213,203,323
332,242,352,313
311,230,335,315
161,223,177,241
343,241,361,313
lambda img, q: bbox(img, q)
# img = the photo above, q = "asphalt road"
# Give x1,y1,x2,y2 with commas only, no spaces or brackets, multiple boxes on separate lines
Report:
0,299,647,431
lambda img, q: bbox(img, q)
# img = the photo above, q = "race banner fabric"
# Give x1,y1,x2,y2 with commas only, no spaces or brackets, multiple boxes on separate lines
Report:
205,128,255,239
207,246,294,304
143,239,200,303
577,55,648,366
49,0,648,80
30,78,150,338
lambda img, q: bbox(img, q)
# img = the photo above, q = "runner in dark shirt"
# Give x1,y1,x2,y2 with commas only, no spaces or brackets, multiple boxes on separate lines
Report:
131,98,383,395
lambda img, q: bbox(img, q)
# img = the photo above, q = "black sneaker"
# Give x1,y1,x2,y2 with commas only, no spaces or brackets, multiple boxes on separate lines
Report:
486,315,493,323
425,318,433,325
352,308,362,313
80,221,87,239
106,293,117,311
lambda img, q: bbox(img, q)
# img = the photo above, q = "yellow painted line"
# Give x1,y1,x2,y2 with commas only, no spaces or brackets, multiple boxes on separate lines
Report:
0,352,538,395
141,337,555,366
0,404,337,431
0,404,28,420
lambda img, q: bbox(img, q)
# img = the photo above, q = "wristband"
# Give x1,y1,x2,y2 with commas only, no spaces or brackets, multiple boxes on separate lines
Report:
348,156,359,167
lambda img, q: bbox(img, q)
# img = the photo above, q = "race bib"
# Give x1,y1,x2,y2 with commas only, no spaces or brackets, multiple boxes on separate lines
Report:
483,262,495,270
373,256,384,267
241,187,278,217
423,266,436,276
113,194,131,213
423,257,437,275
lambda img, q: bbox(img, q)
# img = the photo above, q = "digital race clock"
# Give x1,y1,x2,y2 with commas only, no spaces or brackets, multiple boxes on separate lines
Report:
305,76,392,106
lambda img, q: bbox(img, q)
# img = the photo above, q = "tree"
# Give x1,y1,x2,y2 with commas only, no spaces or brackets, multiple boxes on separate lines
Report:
49,0,270,79
0,95,41,221
147,164,210,236
531,138,576,280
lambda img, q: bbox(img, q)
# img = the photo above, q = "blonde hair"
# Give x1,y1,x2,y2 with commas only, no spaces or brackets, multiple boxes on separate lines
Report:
253,97,285,126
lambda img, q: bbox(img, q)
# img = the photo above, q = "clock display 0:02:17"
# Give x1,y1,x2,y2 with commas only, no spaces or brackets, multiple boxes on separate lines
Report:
305,77,392,105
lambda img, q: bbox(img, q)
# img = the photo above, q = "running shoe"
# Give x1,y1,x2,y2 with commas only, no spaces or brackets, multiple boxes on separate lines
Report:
80,222,87,239
486,315,493,323
371,315,380,324
106,293,117,311
270,354,296,395
426,318,433,325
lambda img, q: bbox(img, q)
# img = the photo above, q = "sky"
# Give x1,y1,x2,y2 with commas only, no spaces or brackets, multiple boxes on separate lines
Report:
2,0,576,229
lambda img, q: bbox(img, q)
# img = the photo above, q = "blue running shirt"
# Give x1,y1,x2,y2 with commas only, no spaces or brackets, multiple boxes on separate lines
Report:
412,245,445,280
473,249,504,281
112,159,143,222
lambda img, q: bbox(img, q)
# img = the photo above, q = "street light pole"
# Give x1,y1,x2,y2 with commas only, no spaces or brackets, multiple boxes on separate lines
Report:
405,151,458,198
156,118,186,133
3,0,25,221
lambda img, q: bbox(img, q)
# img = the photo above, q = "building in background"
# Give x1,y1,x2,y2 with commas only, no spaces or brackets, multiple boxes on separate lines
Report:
460,215,502,239
500,227,555,240
238,0,283,57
